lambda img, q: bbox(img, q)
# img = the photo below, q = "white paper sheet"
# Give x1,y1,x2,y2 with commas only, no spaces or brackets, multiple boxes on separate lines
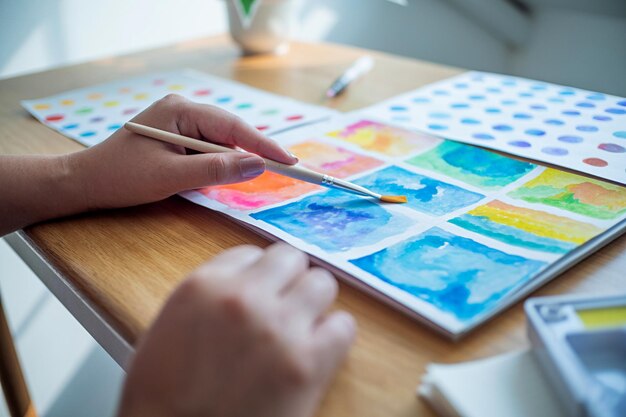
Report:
22,69,336,147
357,71,626,184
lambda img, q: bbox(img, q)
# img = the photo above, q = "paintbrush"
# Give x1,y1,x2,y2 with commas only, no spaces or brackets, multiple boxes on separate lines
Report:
124,122,407,203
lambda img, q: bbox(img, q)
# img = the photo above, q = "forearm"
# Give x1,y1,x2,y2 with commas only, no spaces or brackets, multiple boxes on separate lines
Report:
0,154,88,236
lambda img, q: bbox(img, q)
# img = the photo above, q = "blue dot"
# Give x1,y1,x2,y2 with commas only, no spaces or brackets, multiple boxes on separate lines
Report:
531,84,547,91
544,119,564,126
525,129,545,136
473,133,495,140
606,108,626,115
618,100,626,107
559,90,575,96
502,79,516,86
508,140,531,148
562,110,581,116
451,103,470,109
390,105,408,112
519,92,534,98
454,83,469,89
548,97,565,103
593,115,612,121
502,99,517,105
428,124,448,131
413,97,430,103
513,113,532,120
587,94,605,101
62,123,79,129
485,107,501,114
108,124,122,130
461,118,481,125
493,124,513,132
558,135,583,144
530,104,547,110
429,112,450,119
469,94,486,100
80,131,96,137
576,102,595,108
216,96,232,103
486,87,501,93
433,90,449,96
472,74,484,82
542,147,568,156
576,125,598,132
613,131,626,139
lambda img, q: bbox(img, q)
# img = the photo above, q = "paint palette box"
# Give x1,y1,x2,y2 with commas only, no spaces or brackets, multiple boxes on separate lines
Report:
526,294,626,417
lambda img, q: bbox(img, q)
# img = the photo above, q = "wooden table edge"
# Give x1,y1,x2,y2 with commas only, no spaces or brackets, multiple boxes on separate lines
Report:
5,232,133,369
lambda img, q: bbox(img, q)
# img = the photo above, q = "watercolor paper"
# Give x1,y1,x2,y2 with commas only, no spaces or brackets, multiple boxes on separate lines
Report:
252,189,414,253
508,169,626,220
358,71,626,184
326,119,441,157
350,227,547,322
353,166,485,216
22,69,337,147
199,140,383,211
449,200,602,254
23,78,626,336
289,140,384,178
198,171,320,211
407,141,535,190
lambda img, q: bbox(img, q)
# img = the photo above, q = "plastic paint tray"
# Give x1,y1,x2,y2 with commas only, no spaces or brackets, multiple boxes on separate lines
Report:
525,294,626,417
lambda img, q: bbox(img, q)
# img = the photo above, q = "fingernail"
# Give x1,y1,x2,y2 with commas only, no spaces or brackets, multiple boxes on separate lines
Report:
288,152,299,162
240,156,265,179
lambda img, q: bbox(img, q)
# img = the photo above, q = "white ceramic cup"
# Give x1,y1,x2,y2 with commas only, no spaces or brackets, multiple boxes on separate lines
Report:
226,0,299,55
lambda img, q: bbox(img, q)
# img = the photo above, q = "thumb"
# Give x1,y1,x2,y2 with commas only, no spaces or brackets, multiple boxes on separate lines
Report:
169,152,266,190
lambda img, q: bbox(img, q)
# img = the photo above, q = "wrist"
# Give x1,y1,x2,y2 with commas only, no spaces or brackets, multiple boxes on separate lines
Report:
50,152,92,217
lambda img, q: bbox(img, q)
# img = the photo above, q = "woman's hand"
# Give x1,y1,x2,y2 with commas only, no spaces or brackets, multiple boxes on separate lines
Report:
71,93,297,211
0,94,297,235
117,243,356,417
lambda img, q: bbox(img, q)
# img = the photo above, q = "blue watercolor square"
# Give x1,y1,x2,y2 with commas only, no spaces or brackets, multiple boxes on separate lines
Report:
251,190,413,252
350,227,546,322
353,166,485,216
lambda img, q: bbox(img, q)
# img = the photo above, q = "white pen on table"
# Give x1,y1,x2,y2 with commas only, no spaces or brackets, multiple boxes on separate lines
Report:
325,55,374,98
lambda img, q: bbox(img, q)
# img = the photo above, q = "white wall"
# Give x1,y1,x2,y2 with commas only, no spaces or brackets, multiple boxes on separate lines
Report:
298,0,510,74
297,0,626,96
3,0,624,96
0,0,227,79
510,7,626,95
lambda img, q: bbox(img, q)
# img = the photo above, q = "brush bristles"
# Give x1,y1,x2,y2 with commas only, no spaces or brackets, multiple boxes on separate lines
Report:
380,195,408,204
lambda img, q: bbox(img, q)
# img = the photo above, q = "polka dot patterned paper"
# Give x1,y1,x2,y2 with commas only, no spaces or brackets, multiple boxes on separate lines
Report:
22,69,337,148
358,72,626,184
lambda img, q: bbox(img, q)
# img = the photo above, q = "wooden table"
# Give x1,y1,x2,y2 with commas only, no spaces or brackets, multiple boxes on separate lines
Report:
1,35,625,417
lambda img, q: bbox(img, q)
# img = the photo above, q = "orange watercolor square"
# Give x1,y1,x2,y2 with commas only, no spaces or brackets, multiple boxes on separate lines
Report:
198,171,320,210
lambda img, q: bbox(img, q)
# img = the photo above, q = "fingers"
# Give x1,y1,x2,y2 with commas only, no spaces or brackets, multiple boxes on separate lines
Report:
311,311,356,377
244,243,310,293
193,245,265,280
175,98,297,165
283,268,338,325
166,152,266,190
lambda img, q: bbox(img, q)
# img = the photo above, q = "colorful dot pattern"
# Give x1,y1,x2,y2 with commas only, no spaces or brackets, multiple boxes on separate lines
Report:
362,71,626,184
22,69,337,150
